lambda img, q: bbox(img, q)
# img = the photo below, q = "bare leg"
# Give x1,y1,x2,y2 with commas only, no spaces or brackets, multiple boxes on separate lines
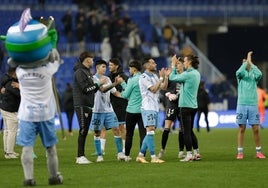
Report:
252,125,261,147
237,124,246,148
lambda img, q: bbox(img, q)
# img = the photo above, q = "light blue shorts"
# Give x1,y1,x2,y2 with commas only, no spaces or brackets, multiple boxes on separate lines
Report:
90,112,118,131
16,119,58,147
236,104,260,125
141,110,159,128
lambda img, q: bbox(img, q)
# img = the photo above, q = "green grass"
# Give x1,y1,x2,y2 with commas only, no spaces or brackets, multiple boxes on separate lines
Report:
1,128,268,188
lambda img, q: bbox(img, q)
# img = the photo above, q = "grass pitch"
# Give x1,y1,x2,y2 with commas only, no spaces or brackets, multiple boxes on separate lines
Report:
1,128,268,188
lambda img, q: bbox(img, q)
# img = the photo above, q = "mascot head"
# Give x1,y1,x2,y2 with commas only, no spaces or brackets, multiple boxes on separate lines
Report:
0,8,58,67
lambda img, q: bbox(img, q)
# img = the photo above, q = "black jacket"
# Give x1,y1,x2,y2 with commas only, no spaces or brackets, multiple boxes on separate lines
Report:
197,88,210,109
62,86,74,112
0,73,20,112
73,62,99,108
109,66,128,109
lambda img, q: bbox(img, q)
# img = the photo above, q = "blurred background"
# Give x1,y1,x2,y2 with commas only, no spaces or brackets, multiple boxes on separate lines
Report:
0,0,267,129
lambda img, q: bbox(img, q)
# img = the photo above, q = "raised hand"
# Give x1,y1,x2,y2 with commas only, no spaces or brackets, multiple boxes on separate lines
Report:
247,51,253,64
171,54,178,67
158,67,165,78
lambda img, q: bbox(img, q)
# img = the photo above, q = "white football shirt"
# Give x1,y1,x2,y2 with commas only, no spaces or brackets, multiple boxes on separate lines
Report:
139,71,160,111
93,74,116,113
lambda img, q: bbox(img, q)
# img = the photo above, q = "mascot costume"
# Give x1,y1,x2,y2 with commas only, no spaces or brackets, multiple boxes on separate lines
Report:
0,8,63,186
0,8,59,67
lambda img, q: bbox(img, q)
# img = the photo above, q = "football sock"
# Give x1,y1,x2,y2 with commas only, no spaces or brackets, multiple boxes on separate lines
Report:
256,146,261,153
147,131,155,156
186,151,192,157
122,139,125,153
237,147,243,153
161,128,170,150
114,136,123,153
140,135,148,154
100,138,106,152
94,136,102,156
46,145,58,178
21,146,34,180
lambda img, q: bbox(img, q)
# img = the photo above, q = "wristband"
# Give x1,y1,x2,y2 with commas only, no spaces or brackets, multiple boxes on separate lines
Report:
160,77,164,81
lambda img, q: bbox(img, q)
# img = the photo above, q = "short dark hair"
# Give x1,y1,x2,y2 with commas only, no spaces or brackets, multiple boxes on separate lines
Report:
79,51,94,63
109,58,120,66
142,56,152,66
129,60,142,71
95,59,107,67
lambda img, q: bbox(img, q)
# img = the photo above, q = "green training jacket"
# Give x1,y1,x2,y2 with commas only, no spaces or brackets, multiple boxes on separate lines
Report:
120,72,142,113
169,67,200,108
236,62,262,105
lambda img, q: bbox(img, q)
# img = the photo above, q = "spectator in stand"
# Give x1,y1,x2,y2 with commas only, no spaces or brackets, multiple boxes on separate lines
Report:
100,22,110,42
162,22,174,44
121,42,132,71
162,21,177,55
75,8,86,55
88,15,101,43
75,8,86,27
62,83,74,136
110,18,125,58
38,0,45,10
75,16,86,56
196,81,210,132
218,74,235,98
100,37,112,62
209,78,221,98
176,28,186,50
167,36,180,57
128,24,142,60
141,41,151,57
151,22,163,53
61,9,73,54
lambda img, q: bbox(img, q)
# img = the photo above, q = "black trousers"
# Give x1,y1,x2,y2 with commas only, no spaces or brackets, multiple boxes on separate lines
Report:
75,107,92,157
65,110,74,132
179,107,198,151
196,107,210,131
125,112,146,156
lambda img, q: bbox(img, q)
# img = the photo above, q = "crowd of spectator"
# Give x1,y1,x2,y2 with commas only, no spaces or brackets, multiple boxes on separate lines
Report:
59,0,190,70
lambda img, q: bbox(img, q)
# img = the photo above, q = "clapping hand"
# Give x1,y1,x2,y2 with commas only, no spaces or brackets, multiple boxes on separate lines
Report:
115,75,124,85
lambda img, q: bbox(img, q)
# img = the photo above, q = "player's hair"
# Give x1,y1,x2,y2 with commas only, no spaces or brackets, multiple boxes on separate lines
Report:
185,54,199,69
79,51,94,63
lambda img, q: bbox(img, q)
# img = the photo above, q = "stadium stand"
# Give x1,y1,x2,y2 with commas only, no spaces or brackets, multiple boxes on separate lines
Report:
0,0,267,94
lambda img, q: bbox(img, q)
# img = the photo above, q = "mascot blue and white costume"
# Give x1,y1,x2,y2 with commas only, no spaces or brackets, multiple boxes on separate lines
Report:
0,8,63,186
